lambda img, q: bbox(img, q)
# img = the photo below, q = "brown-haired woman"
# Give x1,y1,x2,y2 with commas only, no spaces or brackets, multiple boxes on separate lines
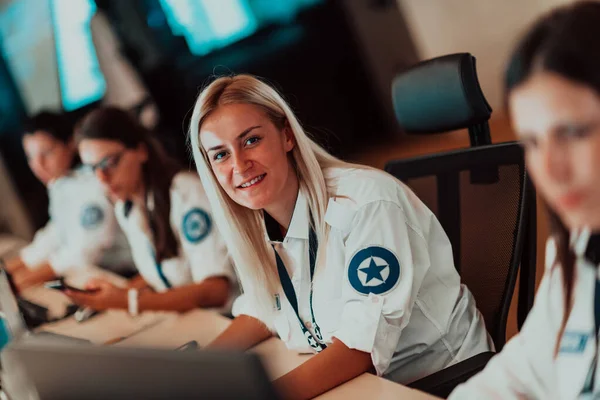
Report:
67,107,234,314
451,2,600,398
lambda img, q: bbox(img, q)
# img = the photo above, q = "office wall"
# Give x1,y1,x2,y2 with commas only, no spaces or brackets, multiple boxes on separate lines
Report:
397,0,575,110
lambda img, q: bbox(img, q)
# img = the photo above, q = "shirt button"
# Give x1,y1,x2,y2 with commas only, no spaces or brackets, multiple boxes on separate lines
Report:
305,321,312,328
371,297,379,304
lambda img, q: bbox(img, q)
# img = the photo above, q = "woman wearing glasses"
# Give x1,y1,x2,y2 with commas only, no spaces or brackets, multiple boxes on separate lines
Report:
66,107,234,314
4,112,133,292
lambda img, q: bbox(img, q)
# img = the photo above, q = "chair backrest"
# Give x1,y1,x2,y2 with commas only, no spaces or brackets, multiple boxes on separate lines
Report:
386,53,536,350
385,144,534,349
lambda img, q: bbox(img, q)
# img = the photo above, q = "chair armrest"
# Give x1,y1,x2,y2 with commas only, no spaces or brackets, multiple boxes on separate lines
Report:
407,351,495,398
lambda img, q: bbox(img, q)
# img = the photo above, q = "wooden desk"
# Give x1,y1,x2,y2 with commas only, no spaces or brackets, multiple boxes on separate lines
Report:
117,310,439,400
26,272,439,400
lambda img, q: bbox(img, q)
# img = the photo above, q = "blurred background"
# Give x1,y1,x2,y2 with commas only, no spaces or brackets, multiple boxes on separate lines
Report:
0,0,578,295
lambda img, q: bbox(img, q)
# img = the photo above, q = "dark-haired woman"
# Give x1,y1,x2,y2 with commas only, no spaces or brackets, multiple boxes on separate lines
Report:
451,2,600,398
5,111,133,292
67,107,234,314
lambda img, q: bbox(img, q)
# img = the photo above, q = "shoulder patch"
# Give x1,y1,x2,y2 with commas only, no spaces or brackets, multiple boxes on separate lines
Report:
182,208,212,244
80,204,104,229
347,246,400,295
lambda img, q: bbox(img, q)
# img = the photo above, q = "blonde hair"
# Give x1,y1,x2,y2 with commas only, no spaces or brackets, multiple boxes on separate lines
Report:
189,74,363,321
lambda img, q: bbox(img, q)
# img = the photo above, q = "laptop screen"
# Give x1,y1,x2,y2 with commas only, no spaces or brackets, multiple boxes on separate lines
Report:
0,267,28,344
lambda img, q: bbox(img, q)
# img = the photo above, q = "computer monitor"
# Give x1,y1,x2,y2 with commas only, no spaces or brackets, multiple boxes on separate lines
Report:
1,341,279,400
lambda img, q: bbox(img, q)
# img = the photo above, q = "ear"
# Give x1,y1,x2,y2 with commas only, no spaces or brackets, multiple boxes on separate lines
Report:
282,126,295,153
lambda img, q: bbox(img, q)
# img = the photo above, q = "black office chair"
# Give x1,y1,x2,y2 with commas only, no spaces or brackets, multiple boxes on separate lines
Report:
384,53,537,398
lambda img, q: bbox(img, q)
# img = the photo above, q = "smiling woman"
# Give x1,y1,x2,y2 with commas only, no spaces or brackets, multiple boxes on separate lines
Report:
188,74,493,399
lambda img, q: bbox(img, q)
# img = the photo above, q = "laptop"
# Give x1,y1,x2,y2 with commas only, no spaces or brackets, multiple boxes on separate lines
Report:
1,341,280,400
0,266,89,346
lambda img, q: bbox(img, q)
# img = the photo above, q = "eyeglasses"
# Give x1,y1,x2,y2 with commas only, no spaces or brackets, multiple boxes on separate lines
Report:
87,151,125,175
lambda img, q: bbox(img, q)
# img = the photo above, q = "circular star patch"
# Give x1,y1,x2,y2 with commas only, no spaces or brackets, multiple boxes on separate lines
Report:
80,204,104,229
182,208,212,244
347,246,400,295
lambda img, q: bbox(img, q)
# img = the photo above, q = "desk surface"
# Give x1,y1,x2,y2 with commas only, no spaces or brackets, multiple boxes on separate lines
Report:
25,285,439,400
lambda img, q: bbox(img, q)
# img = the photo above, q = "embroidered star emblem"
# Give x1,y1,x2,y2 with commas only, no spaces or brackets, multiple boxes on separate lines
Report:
359,257,388,284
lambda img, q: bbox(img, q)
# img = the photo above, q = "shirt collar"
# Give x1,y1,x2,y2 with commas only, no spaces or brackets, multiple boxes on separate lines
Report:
264,189,310,242
572,227,600,266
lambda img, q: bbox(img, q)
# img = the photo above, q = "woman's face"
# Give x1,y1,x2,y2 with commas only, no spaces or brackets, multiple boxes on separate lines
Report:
78,138,147,201
22,131,74,185
510,72,600,231
199,103,295,211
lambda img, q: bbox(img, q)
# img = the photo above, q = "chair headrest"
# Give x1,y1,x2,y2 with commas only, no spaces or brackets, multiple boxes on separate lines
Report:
391,53,492,134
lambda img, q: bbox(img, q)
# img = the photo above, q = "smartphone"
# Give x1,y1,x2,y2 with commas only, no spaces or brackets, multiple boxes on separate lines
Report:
175,340,199,351
44,279,99,294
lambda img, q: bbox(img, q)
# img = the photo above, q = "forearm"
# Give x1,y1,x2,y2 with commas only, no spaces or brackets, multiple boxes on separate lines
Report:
208,315,273,350
274,338,373,400
4,256,26,274
13,263,57,291
138,277,231,313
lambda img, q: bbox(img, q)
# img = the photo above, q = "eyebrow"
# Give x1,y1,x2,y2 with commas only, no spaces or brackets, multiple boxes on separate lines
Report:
206,125,262,152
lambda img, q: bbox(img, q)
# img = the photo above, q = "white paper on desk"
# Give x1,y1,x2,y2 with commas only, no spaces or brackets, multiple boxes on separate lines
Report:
38,310,174,344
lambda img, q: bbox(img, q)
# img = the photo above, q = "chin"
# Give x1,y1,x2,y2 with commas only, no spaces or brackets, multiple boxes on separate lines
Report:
233,194,272,211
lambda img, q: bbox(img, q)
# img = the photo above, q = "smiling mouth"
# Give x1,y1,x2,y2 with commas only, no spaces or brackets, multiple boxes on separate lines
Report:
238,174,266,189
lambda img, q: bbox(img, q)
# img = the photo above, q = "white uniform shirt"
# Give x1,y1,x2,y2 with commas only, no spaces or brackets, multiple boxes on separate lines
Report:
450,229,600,400
20,167,133,275
233,167,493,383
114,172,234,292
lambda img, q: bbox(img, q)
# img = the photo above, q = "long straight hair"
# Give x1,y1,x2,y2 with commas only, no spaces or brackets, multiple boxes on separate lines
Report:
188,75,358,321
504,1,600,354
76,107,182,262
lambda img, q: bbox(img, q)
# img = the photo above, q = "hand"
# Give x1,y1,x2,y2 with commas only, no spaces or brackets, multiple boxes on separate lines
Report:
66,279,128,311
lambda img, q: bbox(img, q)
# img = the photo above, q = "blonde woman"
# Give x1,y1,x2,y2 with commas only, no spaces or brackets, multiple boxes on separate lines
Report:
189,75,493,399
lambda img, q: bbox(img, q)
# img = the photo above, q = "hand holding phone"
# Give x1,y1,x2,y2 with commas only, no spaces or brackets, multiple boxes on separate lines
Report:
44,279,100,294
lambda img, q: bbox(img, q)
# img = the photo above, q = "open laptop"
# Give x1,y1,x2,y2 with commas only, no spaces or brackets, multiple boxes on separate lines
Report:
0,267,89,346
1,341,280,400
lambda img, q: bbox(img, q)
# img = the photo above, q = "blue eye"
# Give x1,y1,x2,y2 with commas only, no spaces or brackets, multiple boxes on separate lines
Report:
214,151,227,161
245,136,260,146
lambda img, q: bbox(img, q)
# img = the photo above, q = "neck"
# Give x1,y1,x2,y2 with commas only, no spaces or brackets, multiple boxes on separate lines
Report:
131,179,146,206
264,171,300,234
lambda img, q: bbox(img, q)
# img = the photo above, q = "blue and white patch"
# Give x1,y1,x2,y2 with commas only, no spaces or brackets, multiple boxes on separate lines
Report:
347,246,400,295
80,204,104,229
560,332,590,354
182,208,212,244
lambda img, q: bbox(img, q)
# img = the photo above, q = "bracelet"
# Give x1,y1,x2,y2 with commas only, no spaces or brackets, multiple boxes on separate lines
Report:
128,288,139,317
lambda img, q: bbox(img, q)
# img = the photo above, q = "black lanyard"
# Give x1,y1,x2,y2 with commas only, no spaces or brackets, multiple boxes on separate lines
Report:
125,200,172,289
272,218,327,352
581,278,600,395
581,235,600,395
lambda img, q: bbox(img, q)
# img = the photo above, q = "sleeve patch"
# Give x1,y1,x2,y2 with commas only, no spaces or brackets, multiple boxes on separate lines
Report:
182,208,212,244
347,246,400,295
80,204,105,229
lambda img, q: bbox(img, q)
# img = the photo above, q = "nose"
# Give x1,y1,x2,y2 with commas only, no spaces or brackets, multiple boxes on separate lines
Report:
542,139,572,184
231,151,252,174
